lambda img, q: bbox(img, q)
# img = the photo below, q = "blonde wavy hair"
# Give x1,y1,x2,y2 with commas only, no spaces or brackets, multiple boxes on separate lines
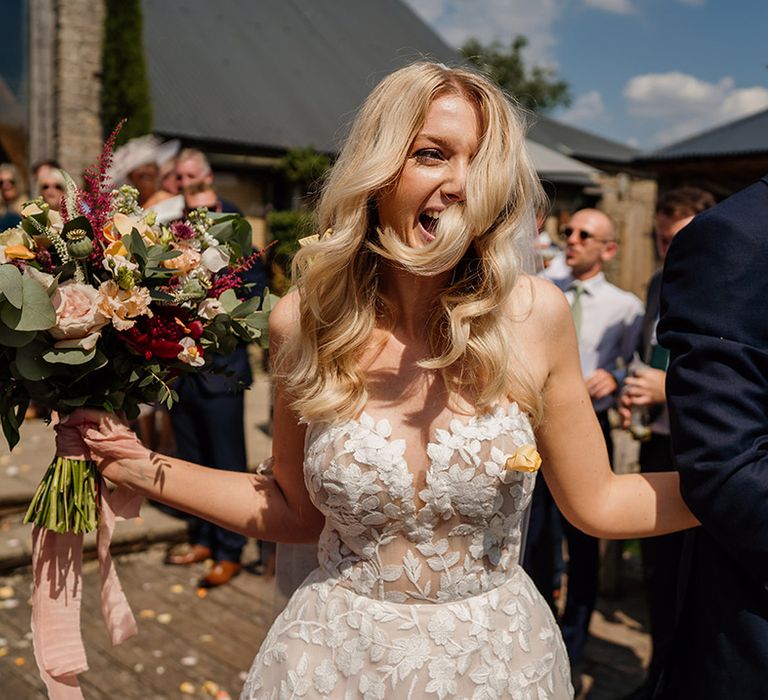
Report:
278,61,546,425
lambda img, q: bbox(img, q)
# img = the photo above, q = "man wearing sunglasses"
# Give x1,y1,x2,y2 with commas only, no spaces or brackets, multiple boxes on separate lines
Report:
547,208,644,688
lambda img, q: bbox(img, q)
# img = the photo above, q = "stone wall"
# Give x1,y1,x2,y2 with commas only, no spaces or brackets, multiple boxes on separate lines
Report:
55,0,105,180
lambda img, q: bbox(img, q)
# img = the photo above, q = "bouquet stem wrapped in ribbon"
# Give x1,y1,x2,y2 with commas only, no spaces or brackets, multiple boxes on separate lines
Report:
24,456,101,534
0,126,275,698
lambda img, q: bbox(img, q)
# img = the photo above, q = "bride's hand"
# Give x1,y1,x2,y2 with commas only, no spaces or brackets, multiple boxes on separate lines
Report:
66,409,152,485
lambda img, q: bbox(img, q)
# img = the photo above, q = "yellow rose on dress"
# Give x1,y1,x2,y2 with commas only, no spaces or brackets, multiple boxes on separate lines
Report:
505,444,542,473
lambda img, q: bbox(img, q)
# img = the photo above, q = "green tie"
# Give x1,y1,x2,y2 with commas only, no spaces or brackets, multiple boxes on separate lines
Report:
570,281,585,337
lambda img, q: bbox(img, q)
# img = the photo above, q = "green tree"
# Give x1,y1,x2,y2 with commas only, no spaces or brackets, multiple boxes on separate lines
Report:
100,0,153,144
461,36,571,113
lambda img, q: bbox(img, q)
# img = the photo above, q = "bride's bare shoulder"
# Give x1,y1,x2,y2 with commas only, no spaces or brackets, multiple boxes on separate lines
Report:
507,274,571,329
269,289,301,345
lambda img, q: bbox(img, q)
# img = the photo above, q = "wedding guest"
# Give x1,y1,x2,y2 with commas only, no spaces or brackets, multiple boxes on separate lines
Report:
175,148,240,213
111,135,181,208
544,208,644,689
159,156,179,195
652,175,768,699
167,181,266,586
36,165,65,211
619,186,714,700
0,163,27,223
183,182,222,214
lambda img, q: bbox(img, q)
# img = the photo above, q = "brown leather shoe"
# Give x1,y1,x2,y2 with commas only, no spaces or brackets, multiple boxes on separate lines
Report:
199,561,241,588
165,544,212,566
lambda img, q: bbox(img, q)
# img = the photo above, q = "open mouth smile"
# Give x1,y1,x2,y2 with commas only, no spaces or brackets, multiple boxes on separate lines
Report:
418,210,440,242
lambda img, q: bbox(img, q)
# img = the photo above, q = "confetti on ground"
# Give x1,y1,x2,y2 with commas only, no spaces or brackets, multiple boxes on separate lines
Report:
202,680,220,695
196,588,208,599
0,456,10,466
0,586,14,599
179,681,196,695
215,691,232,700
157,613,172,624
5,465,19,476
180,655,198,667
14,657,26,666
1,599,19,610
6,538,20,549
152,649,163,658
139,609,156,619
156,665,166,675
133,663,144,673
238,671,248,681
0,648,8,658
0,637,6,646
199,634,214,643
170,583,184,594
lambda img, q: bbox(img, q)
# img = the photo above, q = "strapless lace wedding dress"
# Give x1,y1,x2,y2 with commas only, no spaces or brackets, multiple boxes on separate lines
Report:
241,404,572,699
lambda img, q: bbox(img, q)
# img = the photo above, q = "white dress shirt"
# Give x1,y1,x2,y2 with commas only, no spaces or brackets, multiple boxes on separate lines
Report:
551,272,644,413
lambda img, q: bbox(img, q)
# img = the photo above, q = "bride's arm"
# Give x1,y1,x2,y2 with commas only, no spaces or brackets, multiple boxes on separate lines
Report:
75,291,325,544
529,278,698,539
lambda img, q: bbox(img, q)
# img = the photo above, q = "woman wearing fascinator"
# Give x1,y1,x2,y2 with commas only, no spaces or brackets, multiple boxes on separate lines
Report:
66,62,697,698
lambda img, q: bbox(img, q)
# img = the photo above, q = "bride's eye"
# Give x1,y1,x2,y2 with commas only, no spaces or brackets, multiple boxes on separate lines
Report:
413,148,444,164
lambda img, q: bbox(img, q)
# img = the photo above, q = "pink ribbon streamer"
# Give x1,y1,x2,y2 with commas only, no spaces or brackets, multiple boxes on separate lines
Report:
31,483,143,699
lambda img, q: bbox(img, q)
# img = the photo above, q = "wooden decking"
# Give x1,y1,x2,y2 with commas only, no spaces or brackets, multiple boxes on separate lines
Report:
0,542,274,700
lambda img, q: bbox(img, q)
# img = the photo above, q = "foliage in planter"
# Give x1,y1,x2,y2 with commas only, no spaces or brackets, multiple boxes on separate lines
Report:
266,210,314,296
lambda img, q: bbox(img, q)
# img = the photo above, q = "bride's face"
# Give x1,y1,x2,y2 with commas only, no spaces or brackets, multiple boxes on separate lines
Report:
377,93,481,249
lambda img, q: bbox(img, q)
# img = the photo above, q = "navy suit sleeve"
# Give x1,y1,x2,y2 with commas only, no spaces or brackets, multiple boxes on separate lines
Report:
658,179,768,587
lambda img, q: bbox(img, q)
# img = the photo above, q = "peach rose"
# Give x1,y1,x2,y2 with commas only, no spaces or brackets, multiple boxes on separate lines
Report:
97,279,152,331
504,444,542,473
50,281,109,348
162,244,201,275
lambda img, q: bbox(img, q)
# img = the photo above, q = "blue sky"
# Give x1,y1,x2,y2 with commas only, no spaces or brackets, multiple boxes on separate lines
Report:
402,0,768,150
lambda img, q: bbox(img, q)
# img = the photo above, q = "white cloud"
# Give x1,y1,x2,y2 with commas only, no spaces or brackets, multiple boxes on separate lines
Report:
583,0,635,14
559,91,606,126
402,0,563,65
623,71,768,145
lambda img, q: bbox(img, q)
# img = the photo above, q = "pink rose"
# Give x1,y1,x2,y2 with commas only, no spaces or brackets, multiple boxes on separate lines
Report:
50,281,109,347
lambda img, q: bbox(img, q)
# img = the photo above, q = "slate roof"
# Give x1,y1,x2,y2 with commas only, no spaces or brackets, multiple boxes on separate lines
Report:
527,114,639,165
142,0,460,153
526,140,600,185
637,108,768,161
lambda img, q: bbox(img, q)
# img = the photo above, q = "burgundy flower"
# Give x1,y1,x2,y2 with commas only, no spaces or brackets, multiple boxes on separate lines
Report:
171,221,195,241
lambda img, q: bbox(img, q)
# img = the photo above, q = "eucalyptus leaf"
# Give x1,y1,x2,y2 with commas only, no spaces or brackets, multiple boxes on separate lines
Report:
3,275,57,331
0,264,23,308
125,229,148,262
0,323,37,347
231,295,263,320
14,342,55,381
42,345,97,365
218,289,240,314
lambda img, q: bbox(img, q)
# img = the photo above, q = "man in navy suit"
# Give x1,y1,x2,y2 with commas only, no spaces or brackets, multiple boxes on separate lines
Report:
167,202,267,587
656,175,768,699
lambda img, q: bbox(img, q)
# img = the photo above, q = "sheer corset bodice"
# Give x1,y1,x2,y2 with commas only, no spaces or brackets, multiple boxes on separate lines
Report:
304,403,538,605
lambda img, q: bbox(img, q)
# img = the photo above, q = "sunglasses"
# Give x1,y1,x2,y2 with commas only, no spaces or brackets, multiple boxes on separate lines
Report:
560,226,612,243
42,183,63,191
0,178,15,186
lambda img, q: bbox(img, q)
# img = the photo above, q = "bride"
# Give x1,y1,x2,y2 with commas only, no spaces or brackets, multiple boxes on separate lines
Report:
68,62,697,698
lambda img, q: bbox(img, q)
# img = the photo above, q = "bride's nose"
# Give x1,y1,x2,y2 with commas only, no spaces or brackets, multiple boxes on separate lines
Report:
441,162,467,203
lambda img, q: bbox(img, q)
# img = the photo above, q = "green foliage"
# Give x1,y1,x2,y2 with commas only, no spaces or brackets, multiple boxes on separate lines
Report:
277,148,331,187
101,0,153,144
266,210,314,295
461,36,571,114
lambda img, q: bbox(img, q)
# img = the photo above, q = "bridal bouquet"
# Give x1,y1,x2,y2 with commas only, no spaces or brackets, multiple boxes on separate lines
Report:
0,128,273,535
